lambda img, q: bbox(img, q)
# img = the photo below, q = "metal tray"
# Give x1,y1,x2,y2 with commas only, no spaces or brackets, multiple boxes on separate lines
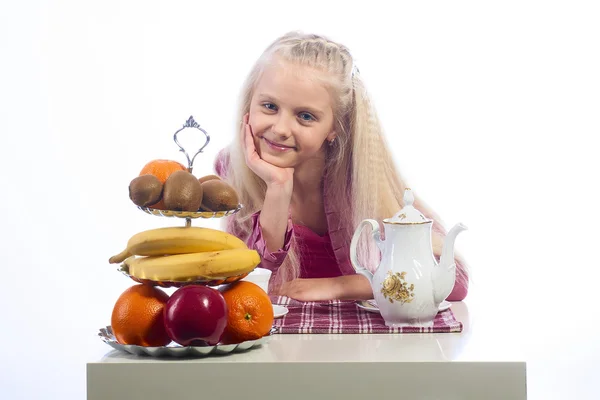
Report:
137,204,242,219
98,326,277,357
117,264,251,288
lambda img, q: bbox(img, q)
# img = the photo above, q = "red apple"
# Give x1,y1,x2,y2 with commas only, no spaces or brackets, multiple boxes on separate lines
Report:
163,285,228,346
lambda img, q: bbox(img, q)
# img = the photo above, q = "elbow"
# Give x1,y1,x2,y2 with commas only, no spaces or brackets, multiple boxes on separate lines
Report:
434,253,470,302
447,282,468,301
447,267,469,301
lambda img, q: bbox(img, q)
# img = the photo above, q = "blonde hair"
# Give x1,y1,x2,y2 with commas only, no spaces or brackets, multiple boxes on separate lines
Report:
221,31,467,288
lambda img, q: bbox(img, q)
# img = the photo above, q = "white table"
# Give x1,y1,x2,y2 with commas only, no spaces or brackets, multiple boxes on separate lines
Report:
87,302,526,399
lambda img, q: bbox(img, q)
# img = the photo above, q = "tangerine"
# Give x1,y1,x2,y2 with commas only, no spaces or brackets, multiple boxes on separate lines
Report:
111,284,171,347
219,281,274,344
139,159,186,210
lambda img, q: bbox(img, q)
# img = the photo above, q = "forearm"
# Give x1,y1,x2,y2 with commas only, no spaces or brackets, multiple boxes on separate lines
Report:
259,184,292,253
276,275,374,302
333,274,374,301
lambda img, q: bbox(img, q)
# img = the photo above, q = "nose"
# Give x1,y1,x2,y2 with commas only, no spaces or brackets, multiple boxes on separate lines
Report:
271,113,292,140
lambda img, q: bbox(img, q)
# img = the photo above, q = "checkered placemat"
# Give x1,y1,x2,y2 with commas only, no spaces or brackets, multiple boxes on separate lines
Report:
270,296,463,334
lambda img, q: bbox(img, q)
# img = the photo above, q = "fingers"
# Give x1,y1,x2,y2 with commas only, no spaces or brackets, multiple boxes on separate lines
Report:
272,283,283,296
240,113,248,143
243,120,255,158
274,281,290,297
241,113,250,151
243,116,263,175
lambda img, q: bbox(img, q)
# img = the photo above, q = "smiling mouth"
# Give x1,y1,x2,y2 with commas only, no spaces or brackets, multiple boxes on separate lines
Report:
262,137,296,151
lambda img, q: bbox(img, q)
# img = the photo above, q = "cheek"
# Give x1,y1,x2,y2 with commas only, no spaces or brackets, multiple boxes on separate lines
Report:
297,131,328,152
248,113,270,137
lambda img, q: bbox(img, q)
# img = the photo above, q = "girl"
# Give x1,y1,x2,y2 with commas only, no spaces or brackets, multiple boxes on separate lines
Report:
215,31,468,302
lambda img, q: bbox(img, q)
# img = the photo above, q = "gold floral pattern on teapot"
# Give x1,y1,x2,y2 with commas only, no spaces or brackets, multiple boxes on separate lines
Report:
381,271,415,304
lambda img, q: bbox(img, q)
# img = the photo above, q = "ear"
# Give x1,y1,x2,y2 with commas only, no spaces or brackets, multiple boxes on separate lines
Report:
326,130,337,143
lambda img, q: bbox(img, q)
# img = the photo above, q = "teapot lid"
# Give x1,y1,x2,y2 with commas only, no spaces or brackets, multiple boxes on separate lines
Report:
385,188,432,224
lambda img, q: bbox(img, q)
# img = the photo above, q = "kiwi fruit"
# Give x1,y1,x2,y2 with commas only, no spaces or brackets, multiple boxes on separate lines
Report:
162,170,203,211
198,174,222,184
200,180,239,211
129,174,163,207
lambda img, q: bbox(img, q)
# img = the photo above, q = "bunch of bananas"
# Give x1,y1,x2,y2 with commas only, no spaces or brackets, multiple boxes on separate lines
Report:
109,227,260,281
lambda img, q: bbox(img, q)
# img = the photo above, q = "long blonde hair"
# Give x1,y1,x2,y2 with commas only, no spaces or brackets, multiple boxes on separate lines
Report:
221,31,467,287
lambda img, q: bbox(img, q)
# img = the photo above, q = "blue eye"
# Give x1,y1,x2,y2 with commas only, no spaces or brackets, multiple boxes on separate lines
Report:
299,112,315,121
263,103,277,111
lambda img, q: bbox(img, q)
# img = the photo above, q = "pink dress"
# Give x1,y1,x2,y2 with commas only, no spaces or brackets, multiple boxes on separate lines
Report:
294,225,344,279
215,150,468,301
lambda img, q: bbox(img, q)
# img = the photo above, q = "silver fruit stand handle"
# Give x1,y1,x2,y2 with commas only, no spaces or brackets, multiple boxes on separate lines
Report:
174,115,211,175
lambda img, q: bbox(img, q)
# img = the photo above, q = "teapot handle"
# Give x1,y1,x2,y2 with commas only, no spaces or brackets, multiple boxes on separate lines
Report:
350,219,382,283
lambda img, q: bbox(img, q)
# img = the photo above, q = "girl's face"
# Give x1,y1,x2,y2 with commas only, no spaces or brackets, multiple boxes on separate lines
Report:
248,60,336,169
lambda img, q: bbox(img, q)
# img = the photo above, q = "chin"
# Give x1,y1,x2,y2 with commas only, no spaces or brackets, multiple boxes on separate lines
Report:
262,153,294,168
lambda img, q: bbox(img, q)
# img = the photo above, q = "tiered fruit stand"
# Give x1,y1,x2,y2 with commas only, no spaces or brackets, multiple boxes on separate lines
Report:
98,116,275,357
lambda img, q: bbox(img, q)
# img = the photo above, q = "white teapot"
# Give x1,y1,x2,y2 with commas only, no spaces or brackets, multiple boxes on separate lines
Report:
350,189,467,327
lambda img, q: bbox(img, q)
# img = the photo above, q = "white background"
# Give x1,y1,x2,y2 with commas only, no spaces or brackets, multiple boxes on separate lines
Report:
1,0,599,399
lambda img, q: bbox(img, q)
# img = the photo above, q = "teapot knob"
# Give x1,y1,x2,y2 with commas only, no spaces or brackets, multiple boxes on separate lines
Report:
403,188,414,206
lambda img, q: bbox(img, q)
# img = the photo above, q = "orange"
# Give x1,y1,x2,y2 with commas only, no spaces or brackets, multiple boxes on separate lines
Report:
219,281,274,344
111,284,171,347
139,159,186,210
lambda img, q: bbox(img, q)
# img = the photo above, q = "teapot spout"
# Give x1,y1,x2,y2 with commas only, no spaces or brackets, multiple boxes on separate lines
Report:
433,223,468,304
439,223,468,271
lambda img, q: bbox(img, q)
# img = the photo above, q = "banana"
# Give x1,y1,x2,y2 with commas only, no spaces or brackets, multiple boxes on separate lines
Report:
109,227,247,264
124,248,261,281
